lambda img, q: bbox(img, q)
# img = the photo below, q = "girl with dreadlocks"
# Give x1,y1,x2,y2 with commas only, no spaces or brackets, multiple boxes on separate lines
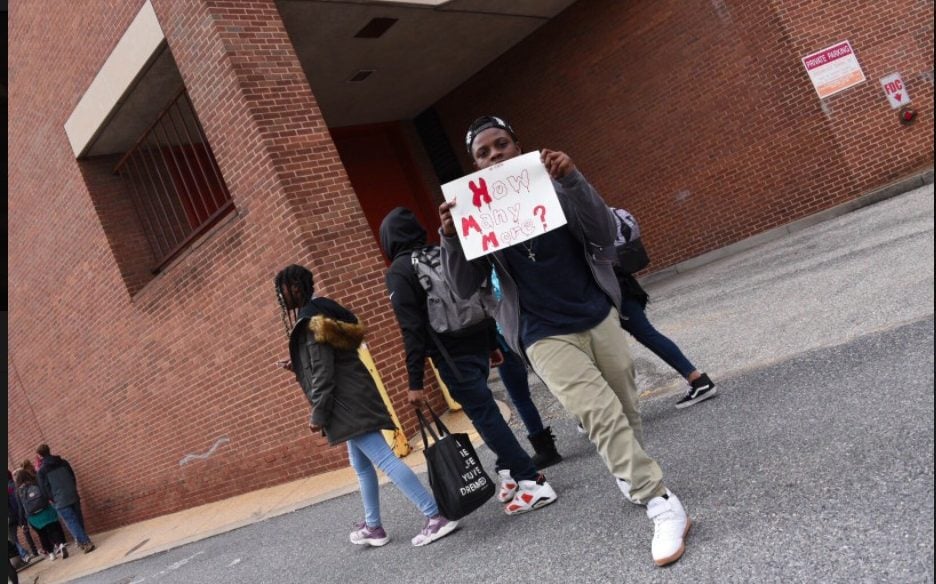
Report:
274,264,459,548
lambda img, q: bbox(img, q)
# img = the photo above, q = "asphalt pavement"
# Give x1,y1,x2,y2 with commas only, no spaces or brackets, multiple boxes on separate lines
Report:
29,182,936,584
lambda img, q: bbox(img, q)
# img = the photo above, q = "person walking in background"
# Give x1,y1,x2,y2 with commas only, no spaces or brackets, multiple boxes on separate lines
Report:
7,470,40,564
274,264,459,547
13,467,68,561
609,207,717,409
36,444,95,553
440,115,692,566
379,208,558,515
490,271,562,468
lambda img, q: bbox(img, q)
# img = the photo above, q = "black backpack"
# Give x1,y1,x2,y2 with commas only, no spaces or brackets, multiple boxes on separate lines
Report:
21,484,49,515
610,207,650,274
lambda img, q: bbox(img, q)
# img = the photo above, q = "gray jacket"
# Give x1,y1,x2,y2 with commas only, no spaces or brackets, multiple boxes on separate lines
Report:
37,455,80,509
440,168,622,355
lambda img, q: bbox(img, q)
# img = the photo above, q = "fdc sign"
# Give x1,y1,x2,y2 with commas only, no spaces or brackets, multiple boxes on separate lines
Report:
880,72,911,109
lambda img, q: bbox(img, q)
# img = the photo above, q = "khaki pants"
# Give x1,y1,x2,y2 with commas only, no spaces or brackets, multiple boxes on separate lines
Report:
526,307,666,503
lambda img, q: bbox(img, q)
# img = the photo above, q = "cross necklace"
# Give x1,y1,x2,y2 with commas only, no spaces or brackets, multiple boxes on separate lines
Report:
521,239,537,261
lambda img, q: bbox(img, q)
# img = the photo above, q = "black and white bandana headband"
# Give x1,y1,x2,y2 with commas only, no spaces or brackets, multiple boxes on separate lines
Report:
465,116,517,153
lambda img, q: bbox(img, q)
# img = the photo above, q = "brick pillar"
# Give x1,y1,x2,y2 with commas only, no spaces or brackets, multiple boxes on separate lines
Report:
150,0,424,435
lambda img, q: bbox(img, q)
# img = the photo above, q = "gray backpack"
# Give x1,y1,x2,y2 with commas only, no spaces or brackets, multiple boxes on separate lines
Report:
411,246,496,335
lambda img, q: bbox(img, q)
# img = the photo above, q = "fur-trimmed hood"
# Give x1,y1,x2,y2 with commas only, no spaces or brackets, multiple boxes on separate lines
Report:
285,296,395,446
289,296,364,355
308,315,365,351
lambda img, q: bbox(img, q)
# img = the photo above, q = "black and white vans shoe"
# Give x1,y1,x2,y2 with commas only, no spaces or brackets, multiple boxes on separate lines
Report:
675,373,717,409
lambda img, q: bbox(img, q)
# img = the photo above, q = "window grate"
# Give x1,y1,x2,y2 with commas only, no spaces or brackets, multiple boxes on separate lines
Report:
114,90,234,273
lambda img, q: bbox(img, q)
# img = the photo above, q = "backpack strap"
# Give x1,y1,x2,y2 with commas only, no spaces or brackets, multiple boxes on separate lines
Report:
427,328,466,384
411,248,434,292
410,247,467,383
610,208,633,245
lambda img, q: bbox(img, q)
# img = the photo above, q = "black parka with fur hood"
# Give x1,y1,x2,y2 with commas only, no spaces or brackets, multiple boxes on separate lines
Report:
288,298,394,446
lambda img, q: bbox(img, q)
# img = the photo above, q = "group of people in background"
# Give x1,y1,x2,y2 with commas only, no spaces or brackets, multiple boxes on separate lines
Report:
275,115,718,567
7,444,96,579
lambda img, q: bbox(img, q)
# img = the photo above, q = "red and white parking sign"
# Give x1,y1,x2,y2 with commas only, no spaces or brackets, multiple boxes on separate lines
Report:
880,72,911,109
802,41,865,98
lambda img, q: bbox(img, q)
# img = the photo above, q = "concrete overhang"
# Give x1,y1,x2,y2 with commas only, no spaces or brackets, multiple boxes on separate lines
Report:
63,0,168,158
279,0,579,127
67,0,578,158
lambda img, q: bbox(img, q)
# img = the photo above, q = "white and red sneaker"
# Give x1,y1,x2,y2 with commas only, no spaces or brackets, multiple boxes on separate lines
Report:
496,469,518,503
504,475,557,515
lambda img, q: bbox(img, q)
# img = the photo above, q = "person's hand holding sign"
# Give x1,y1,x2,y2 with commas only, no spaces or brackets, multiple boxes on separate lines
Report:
540,149,575,180
439,199,457,237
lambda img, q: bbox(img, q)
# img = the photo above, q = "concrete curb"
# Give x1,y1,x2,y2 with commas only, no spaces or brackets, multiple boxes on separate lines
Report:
640,168,935,286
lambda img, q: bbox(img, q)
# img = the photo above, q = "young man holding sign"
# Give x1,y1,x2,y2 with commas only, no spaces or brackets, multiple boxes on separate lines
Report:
439,116,692,567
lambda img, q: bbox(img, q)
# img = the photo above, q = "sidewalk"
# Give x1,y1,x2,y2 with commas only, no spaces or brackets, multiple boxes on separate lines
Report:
14,402,510,584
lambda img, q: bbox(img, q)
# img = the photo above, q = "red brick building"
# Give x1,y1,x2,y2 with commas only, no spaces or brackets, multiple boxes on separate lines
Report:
8,0,933,533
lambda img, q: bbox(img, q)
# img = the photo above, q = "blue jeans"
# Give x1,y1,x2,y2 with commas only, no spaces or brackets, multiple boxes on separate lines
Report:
347,431,438,528
12,523,38,556
435,352,539,481
496,336,545,437
56,503,91,545
14,540,28,560
619,296,696,378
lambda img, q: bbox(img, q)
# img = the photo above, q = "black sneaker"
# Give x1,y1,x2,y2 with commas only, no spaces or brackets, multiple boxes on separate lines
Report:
675,373,716,409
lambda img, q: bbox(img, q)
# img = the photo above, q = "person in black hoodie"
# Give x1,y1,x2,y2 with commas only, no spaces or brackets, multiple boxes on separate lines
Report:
36,445,95,553
378,208,558,516
274,264,458,547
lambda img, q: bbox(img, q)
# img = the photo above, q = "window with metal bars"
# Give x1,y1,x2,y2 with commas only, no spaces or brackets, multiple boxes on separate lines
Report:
113,89,234,273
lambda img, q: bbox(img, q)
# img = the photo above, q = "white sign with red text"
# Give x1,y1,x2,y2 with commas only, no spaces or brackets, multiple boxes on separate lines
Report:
441,151,567,261
880,72,911,109
802,40,866,99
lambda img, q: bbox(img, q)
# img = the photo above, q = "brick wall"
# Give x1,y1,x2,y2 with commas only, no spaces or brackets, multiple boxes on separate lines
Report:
433,0,934,270
7,0,418,532
8,0,933,533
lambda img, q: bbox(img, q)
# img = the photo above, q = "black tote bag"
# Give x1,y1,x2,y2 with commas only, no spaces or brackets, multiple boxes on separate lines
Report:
416,406,495,520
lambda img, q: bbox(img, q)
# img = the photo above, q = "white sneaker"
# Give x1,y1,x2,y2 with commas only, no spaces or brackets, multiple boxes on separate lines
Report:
411,515,459,547
48,552,56,561
504,476,558,515
616,478,638,504
348,522,389,547
54,542,69,559
496,469,518,503
646,489,691,566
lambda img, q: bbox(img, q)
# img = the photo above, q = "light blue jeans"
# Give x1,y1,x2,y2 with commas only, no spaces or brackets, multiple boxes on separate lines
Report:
347,431,438,528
